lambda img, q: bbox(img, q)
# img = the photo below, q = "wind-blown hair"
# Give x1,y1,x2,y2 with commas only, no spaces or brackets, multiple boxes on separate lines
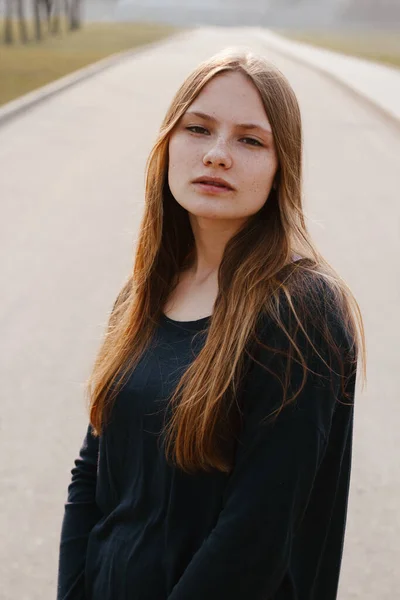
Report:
85,47,366,474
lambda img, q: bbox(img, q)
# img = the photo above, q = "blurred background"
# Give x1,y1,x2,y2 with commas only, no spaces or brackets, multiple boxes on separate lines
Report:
1,1,399,600
1,0,399,106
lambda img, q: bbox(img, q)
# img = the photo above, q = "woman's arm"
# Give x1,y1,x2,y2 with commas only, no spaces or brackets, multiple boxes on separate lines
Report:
168,297,355,600
56,423,102,600
57,284,128,598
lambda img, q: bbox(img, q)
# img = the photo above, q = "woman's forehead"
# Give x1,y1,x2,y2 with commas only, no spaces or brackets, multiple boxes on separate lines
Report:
184,72,272,129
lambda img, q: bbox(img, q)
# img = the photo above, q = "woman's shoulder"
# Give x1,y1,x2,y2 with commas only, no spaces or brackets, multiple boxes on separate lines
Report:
257,263,355,362
246,265,357,417
279,259,346,317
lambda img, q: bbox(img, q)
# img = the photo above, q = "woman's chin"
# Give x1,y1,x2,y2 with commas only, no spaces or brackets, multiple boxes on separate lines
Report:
186,203,233,220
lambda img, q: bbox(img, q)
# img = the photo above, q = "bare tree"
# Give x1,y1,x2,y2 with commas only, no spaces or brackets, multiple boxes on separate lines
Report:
33,0,53,41
43,0,53,31
4,0,14,44
51,0,61,34
3,0,82,44
17,0,29,43
33,0,42,40
69,0,81,30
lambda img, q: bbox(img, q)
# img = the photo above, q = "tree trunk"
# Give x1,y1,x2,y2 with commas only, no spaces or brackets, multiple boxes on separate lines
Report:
33,0,42,41
69,0,81,30
51,0,61,34
17,0,29,43
64,0,71,29
44,0,53,32
4,0,14,44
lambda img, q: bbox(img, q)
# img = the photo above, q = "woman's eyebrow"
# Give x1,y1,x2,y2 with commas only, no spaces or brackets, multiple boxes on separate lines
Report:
185,110,273,137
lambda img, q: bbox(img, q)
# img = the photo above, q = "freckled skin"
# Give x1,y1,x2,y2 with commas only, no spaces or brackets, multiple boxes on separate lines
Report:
168,71,279,230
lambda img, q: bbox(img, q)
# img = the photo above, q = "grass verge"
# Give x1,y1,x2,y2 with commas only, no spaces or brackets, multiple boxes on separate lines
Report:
0,20,182,106
275,29,400,70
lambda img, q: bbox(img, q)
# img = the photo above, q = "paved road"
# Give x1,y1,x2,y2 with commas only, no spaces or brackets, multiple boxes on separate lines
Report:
0,27,399,600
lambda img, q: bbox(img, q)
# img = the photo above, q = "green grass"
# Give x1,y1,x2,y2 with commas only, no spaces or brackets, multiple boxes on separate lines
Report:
0,20,182,106
275,29,400,70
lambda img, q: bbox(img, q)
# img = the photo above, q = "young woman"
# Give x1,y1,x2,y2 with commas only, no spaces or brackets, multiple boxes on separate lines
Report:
57,47,366,600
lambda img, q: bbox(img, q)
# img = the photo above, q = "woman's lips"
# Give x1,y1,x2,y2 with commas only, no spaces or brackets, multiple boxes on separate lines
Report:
193,182,233,194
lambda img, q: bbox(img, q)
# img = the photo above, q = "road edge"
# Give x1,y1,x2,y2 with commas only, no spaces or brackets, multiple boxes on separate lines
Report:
257,29,400,132
0,29,193,129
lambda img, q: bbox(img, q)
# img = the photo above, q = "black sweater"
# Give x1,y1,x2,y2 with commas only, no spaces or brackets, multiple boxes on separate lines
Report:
57,295,357,600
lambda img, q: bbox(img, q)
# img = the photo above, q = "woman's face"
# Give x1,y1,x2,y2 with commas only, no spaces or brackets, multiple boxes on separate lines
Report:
168,71,279,223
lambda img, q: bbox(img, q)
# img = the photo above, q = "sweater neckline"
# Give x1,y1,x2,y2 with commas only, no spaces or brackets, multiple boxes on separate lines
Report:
160,312,211,332
159,255,303,333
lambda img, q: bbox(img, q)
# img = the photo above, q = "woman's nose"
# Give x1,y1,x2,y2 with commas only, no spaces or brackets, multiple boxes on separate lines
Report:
202,139,232,168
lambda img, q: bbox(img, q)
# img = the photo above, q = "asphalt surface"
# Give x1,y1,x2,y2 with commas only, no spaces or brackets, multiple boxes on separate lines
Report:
0,27,399,600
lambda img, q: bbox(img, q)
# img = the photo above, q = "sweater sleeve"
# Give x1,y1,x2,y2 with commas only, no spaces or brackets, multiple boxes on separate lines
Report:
57,423,102,600
168,298,354,600
57,284,130,598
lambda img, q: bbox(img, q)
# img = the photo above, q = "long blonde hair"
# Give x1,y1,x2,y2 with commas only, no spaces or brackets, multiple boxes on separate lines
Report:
85,48,366,474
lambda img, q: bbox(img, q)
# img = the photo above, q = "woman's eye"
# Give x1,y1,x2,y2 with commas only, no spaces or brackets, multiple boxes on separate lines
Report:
241,137,263,147
186,126,208,134
186,127,263,147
